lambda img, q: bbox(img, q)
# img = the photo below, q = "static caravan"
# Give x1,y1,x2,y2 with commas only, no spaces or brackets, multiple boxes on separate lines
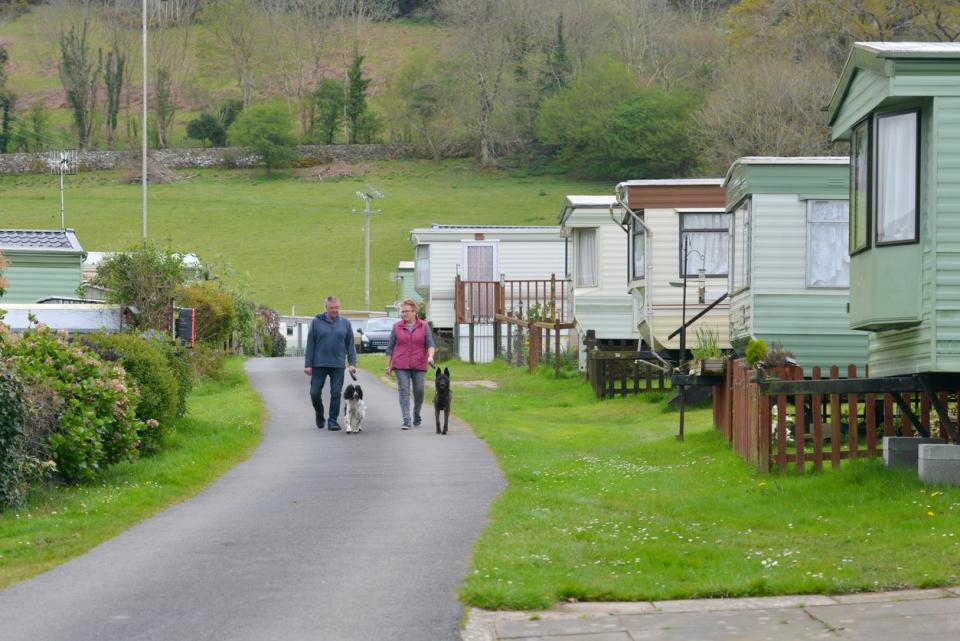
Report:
614,179,730,354
411,225,568,361
828,42,960,378
724,157,869,373
0,229,84,304
411,224,567,329
559,195,635,367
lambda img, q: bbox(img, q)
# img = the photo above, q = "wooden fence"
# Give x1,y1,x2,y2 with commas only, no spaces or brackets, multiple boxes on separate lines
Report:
585,351,669,398
717,358,957,473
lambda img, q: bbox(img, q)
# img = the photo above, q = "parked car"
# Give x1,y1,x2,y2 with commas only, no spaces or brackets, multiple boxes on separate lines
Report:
358,316,396,353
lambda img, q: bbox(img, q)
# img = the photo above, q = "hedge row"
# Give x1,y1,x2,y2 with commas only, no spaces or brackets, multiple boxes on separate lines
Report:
0,327,223,509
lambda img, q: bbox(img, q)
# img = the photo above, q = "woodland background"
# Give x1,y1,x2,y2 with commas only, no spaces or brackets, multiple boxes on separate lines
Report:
1,0,959,178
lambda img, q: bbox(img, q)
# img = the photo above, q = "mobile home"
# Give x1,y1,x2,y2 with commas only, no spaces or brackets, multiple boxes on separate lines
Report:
828,42,960,377
559,195,635,367
614,179,730,354
724,157,869,373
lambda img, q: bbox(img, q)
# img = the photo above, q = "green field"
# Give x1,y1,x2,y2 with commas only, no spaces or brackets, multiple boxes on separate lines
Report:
0,161,606,314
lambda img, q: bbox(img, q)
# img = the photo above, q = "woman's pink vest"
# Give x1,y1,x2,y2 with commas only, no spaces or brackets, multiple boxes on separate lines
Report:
391,319,428,370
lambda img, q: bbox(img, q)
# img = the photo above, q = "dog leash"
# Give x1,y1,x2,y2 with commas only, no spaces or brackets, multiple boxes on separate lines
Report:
349,370,358,381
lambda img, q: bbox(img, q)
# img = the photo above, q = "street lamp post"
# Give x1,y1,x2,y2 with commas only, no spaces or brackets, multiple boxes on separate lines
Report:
676,236,706,442
354,187,383,311
142,0,148,239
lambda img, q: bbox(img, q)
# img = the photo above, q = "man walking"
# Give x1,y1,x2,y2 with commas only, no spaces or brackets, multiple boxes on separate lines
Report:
304,296,357,431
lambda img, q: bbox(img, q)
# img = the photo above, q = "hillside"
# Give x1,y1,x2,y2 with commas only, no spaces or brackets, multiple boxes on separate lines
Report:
0,4,448,149
0,160,608,314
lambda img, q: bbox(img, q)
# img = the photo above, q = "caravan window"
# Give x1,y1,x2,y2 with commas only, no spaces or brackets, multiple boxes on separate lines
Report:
576,228,598,287
876,110,919,245
850,120,870,254
807,200,850,288
680,212,729,278
630,215,645,280
729,200,751,293
415,245,429,288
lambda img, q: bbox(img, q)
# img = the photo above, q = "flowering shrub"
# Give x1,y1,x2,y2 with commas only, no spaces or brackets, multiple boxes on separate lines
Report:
79,332,179,453
2,326,142,483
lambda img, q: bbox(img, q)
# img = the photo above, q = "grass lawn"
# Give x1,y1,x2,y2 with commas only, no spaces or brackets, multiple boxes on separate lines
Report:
0,161,605,314
358,357,960,610
0,357,263,590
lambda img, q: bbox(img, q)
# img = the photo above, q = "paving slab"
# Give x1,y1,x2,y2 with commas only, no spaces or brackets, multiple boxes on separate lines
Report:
829,588,952,604
556,602,658,615
816,611,960,641
652,595,836,613
806,595,960,623
623,608,835,641
495,615,624,639
501,634,633,641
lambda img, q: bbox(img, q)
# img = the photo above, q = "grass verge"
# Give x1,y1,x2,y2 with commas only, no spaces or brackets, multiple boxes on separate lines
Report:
360,357,960,610
0,356,263,590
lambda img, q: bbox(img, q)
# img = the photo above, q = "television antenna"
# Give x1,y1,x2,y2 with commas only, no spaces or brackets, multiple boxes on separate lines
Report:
48,150,77,229
353,185,383,311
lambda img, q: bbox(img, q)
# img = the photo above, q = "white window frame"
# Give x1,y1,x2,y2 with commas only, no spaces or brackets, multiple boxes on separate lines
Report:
679,210,730,278
575,228,599,288
630,214,645,280
806,199,850,289
729,199,751,294
415,244,430,289
875,109,920,246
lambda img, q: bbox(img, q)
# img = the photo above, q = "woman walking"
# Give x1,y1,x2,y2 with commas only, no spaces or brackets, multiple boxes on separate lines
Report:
385,299,435,429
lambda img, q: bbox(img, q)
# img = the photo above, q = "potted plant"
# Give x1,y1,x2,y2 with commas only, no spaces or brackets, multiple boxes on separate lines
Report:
690,326,725,375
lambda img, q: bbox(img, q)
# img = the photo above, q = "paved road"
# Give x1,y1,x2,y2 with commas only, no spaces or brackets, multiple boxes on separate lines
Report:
0,358,505,641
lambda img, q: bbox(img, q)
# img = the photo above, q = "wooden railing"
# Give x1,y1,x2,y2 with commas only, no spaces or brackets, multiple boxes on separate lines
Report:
455,274,569,324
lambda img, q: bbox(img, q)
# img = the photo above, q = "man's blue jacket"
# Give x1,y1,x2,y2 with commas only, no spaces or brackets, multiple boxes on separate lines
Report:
304,313,357,368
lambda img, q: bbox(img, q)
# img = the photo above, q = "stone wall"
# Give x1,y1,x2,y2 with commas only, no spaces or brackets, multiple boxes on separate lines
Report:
0,144,435,175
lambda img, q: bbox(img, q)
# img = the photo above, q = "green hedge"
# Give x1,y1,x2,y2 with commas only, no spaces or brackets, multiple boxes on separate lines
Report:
0,362,26,509
3,327,142,483
79,333,180,453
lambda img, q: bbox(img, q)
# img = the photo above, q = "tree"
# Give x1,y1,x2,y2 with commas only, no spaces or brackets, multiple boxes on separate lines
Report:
599,87,701,179
536,56,638,170
58,18,101,150
186,112,227,146
382,50,458,159
201,0,261,107
0,44,14,154
696,54,838,174
308,79,344,144
91,244,185,333
104,48,125,149
217,98,244,131
441,0,536,166
260,0,335,137
539,14,572,95
346,51,372,144
230,103,298,174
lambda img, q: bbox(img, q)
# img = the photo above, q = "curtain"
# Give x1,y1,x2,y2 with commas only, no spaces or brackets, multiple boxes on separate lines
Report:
877,112,917,243
682,213,729,276
807,200,850,287
577,228,598,287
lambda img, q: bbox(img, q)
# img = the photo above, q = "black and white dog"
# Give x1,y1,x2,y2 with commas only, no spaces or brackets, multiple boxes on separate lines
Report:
434,367,452,435
343,384,366,434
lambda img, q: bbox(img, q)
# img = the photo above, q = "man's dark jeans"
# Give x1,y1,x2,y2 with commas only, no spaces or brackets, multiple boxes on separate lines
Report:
310,367,345,427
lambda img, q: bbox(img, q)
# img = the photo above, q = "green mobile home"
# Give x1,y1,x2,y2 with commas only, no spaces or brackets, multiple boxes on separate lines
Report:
725,157,868,374
0,229,84,304
828,42,960,377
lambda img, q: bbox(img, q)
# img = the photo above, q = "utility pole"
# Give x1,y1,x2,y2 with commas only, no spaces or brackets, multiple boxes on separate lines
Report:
354,186,383,311
49,151,77,229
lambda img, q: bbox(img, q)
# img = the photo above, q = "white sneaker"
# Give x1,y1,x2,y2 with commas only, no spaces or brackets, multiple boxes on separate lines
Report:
401,423,411,430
